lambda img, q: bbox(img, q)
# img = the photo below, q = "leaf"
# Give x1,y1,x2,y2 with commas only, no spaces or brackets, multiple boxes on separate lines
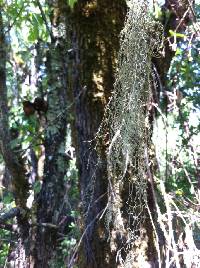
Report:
169,30,185,38
3,193,14,204
27,13,39,42
28,28,38,42
154,3,162,19
10,138,20,150
33,181,42,194
67,0,77,8
32,13,43,26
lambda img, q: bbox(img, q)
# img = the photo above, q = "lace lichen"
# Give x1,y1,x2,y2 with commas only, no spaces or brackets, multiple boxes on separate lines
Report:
97,0,163,264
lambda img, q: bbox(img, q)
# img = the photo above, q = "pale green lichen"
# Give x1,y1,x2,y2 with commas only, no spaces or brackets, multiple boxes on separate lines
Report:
98,0,163,264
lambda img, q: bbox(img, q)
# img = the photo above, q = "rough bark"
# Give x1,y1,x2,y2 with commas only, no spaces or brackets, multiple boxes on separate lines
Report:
0,9,30,267
70,1,127,267
34,42,69,268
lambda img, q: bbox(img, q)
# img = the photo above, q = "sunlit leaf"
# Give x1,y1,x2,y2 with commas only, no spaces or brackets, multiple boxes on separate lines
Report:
169,30,185,38
67,0,77,8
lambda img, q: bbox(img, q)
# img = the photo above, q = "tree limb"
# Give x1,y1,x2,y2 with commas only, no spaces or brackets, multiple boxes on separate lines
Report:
35,0,54,41
0,208,20,223
5,4,24,34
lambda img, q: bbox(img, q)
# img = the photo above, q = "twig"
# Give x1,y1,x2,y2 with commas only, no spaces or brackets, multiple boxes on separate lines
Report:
0,207,20,223
0,238,17,243
146,203,162,268
187,0,197,22
68,209,104,268
3,254,9,268
160,181,180,268
175,7,190,33
5,4,24,34
0,223,17,232
35,0,54,41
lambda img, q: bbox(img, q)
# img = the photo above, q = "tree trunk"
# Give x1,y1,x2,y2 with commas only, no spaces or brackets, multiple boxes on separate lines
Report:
70,1,127,267
0,9,31,268
34,39,69,268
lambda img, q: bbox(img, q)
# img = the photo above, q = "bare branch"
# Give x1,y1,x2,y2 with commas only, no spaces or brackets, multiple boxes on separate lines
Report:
35,0,54,41
5,4,24,34
0,208,20,223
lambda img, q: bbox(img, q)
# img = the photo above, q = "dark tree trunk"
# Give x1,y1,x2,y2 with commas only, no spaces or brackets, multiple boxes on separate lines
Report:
70,1,127,267
34,42,69,267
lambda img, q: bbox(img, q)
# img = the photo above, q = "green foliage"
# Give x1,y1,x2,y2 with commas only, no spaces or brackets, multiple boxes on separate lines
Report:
9,105,40,151
154,10,200,198
53,216,80,268
0,229,10,266
0,194,16,266
151,6,200,265
27,12,49,42
65,159,79,205
152,13,200,266
153,3,162,19
169,30,185,39
67,0,77,8
2,193,14,205
33,181,42,194
169,38,200,109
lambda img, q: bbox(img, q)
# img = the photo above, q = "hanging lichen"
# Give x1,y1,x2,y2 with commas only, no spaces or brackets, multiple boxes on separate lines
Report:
96,0,163,265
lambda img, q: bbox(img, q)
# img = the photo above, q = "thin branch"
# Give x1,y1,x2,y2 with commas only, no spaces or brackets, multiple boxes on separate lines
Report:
0,208,20,223
35,0,54,41
175,7,190,33
5,4,24,34
68,209,104,268
0,238,17,243
146,203,162,268
0,223,17,232
187,0,197,22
